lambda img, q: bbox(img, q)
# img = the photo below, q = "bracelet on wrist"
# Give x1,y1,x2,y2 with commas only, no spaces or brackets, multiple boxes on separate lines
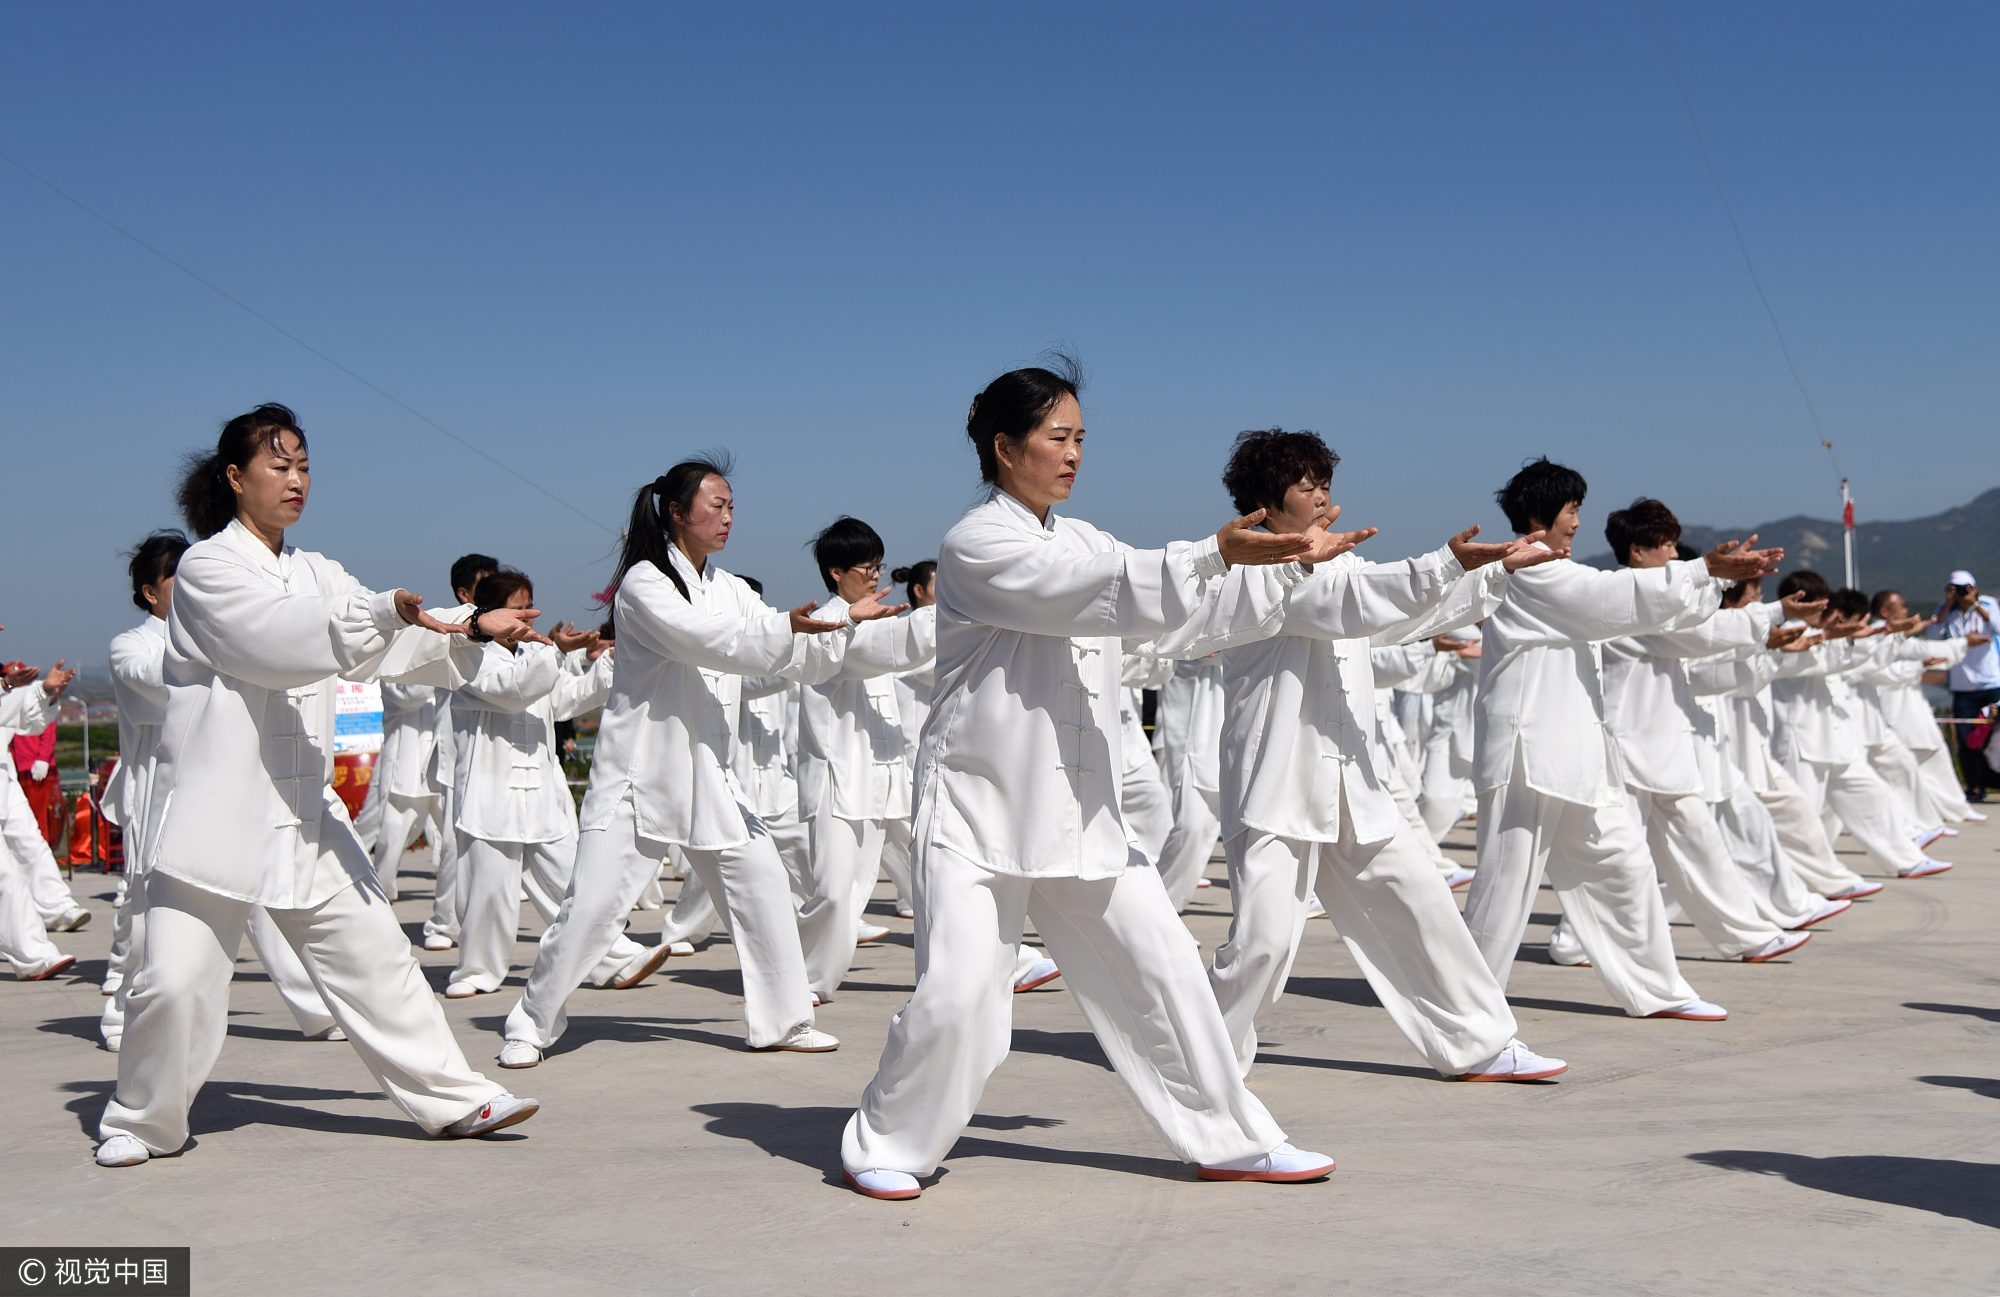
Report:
466,607,498,643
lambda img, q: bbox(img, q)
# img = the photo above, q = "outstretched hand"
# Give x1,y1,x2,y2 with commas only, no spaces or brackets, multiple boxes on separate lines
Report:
1778,630,1823,654
42,660,76,696
2,662,37,690
789,603,848,635
1448,524,1564,573
475,607,550,648
548,622,602,655
1780,592,1827,623
1295,506,1377,565
1704,536,1785,582
847,586,911,624
1766,623,1808,651
1216,510,1315,568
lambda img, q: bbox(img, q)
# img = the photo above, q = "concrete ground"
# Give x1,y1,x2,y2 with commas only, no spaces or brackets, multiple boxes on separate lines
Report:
4,817,1997,1297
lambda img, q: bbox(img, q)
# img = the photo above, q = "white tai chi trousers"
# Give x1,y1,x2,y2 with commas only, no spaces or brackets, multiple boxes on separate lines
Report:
1121,757,1175,868
880,817,915,914
422,782,465,944
100,870,502,1155
101,880,336,1047
1712,788,1825,930
1915,745,1972,822
1752,769,1869,895
1868,741,1944,836
1784,757,1924,872
1155,777,1220,911
1626,790,1783,958
1463,767,1698,1017
796,803,888,1000
1386,755,1456,875
0,777,77,925
1208,811,1517,1079
451,833,641,994
1418,738,1473,843
370,791,442,903
0,845,60,973
504,797,814,1051
842,844,1287,1178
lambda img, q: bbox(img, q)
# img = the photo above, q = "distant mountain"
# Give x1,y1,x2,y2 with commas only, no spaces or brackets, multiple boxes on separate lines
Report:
1585,487,2000,604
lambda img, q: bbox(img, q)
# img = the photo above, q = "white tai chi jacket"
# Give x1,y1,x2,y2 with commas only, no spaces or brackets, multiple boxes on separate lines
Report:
145,519,484,908
1880,639,1965,755
1768,638,1870,769
102,616,168,837
1474,552,1722,808
918,492,1299,881
578,547,850,852
1602,602,1780,800
735,677,803,823
1217,548,1496,846
798,600,938,823
453,644,611,845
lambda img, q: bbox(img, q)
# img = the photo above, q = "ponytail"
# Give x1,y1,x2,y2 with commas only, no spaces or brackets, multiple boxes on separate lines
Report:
175,402,307,538
610,453,735,603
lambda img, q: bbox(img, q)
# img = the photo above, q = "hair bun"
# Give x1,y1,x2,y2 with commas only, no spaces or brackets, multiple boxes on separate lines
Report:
890,566,912,583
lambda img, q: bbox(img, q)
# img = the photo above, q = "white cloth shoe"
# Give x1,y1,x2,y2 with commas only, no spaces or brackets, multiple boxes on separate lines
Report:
52,905,92,933
1196,1142,1336,1183
758,1023,839,1053
1790,898,1852,930
497,1039,543,1069
609,943,674,989
94,1134,150,1168
1898,858,1952,879
304,1024,348,1042
666,940,696,957
442,1092,539,1138
895,904,915,919
1829,880,1885,900
845,1167,921,1200
1648,997,1728,1021
100,1033,121,1054
856,922,891,945
1444,867,1476,891
1962,809,1988,824
1013,957,1062,993
1304,897,1327,919
421,933,456,951
443,981,484,999
17,953,75,982
1451,1039,1568,1082
1742,931,1812,962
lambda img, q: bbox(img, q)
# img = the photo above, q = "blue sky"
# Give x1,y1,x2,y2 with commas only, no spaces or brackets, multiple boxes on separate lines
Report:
3,2,1994,668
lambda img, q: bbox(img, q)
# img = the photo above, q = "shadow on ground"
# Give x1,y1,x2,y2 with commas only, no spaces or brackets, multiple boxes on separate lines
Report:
692,1102,1180,1188
1688,1150,2000,1229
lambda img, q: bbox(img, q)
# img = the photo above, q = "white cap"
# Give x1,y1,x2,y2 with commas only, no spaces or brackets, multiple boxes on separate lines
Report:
1949,569,1977,588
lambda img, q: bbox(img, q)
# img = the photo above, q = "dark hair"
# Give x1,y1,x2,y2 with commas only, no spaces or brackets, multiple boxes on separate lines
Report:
1777,569,1831,602
450,553,499,599
612,453,736,602
175,403,308,539
1869,588,1903,618
1221,429,1338,517
811,516,885,592
472,568,533,609
1495,457,1587,535
1721,577,1758,608
965,353,1083,485
739,575,764,596
1828,587,1871,621
1604,498,1682,565
126,529,191,611
891,560,937,603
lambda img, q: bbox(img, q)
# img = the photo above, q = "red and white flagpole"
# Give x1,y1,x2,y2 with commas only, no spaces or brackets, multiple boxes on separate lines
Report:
1840,478,1856,589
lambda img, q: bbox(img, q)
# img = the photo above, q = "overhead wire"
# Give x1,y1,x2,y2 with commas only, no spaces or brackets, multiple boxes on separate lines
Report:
1644,2,1847,487
0,146,616,535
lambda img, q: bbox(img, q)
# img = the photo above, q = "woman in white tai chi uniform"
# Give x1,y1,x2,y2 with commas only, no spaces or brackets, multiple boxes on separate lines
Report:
1196,429,1567,1084
445,568,663,999
795,516,938,1001
0,643,74,981
498,455,901,1066
95,403,542,1168
841,360,1340,1201
99,530,340,1052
